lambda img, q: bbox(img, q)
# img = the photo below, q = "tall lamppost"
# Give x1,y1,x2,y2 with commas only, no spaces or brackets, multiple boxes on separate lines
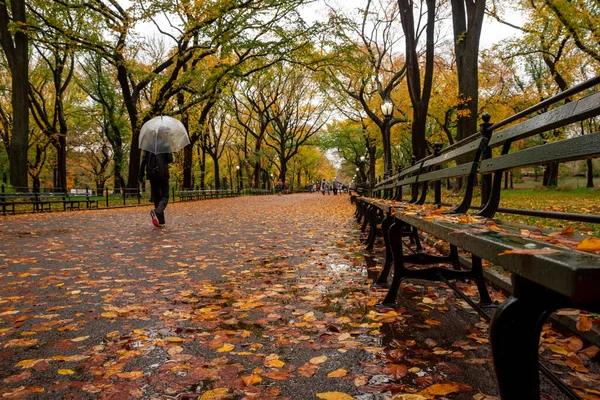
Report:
381,98,394,178
236,165,241,191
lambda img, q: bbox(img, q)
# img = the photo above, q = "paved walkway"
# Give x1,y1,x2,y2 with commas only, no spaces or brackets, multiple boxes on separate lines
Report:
0,194,575,399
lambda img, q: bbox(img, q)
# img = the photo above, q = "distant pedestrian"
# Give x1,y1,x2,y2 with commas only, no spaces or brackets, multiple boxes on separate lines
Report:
320,178,327,195
332,180,338,196
139,150,173,227
275,179,283,196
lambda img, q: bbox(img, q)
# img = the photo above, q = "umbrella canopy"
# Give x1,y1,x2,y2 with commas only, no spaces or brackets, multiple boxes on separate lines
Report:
139,116,190,154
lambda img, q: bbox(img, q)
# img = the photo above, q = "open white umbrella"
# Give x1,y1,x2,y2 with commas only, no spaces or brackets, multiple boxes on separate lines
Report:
139,116,190,154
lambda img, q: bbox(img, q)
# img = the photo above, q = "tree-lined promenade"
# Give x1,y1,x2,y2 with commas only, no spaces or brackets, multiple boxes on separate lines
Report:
1,1,599,195
2,194,598,399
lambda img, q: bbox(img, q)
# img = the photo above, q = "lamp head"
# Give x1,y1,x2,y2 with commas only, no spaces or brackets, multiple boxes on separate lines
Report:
381,98,394,117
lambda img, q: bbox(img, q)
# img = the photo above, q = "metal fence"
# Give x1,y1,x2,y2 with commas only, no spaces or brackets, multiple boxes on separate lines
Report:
0,185,273,216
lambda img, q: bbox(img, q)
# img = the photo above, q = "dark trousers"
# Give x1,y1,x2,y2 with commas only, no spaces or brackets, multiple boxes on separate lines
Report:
150,177,169,223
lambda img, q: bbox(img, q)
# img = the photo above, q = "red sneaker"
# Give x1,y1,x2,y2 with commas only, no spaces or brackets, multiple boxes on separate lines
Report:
150,210,159,227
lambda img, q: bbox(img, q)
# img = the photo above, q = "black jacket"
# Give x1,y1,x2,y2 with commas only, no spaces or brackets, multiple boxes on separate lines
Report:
139,151,173,182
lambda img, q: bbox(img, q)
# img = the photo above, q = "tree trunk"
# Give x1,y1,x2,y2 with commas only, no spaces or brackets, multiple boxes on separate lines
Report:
587,159,594,188
56,134,67,190
3,0,29,190
451,0,485,142
182,145,193,189
543,163,559,187
211,154,220,190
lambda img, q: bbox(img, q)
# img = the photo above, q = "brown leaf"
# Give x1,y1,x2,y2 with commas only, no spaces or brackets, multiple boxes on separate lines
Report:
385,363,407,379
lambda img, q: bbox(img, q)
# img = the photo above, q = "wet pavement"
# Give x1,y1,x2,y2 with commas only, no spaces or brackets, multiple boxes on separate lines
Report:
0,193,584,399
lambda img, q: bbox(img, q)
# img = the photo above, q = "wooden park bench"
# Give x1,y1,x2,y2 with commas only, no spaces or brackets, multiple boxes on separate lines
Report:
353,75,600,399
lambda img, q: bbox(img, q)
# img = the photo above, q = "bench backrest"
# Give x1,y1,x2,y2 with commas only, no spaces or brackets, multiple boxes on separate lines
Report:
364,75,600,222
477,87,600,220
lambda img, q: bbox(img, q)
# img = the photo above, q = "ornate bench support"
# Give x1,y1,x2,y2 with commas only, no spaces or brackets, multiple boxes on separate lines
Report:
490,275,566,399
379,220,493,308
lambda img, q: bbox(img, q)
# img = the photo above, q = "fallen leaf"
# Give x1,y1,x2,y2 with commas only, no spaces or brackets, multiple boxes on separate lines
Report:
576,237,600,252
548,344,568,355
499,249,561,256
316,392,355,400
385,363,407,379
216,343,235,353
199,388,229,400
58,369,75,375
327,368,348,378
310,355,328,364
577,315,593,332
422,382,471,395
242,374,262,386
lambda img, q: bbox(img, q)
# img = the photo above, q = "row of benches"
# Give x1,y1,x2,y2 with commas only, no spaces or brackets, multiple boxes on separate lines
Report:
1,191,98,215
176,188,272,202
352,75,600,398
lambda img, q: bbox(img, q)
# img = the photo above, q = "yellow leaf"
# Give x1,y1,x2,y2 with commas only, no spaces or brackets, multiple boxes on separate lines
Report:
576,237,600,252
310,355,328,364
327,368,348,378
71,336,89,342
58,369,75,375
316,392,355,400
216,343,235,353
199,388,229,400
166,337,184,343
265,358,285,368
548,344,568,355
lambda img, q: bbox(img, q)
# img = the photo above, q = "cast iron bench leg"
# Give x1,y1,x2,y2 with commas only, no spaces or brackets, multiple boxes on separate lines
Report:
380,221,410,307
490,275,566,399
360,204,370,233
365,206,379,250
374,214,394,287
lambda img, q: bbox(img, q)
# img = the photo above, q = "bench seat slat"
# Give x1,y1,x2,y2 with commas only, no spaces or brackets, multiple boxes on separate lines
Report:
395,213,600,305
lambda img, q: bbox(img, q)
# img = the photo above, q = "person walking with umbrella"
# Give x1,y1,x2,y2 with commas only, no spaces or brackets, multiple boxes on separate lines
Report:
138,116,190,227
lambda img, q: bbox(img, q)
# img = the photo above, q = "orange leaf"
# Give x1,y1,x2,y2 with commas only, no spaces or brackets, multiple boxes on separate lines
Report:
199,388,229,400
310,355,328,364
576,237,600,252
242,374,262,386
423,382,471,395
298,362,318,377
263,371,292,380
499,249,561,256
327,368,348,378
577,315,593,332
